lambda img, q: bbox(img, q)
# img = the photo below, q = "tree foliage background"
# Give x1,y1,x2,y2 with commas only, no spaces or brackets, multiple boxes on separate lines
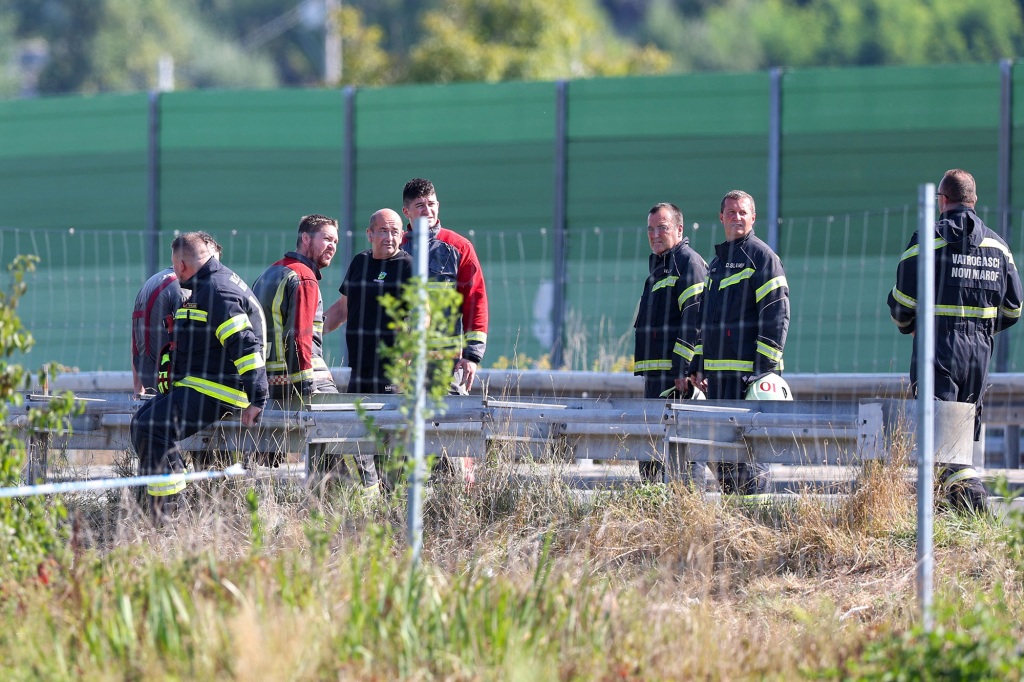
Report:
1,0,1023,97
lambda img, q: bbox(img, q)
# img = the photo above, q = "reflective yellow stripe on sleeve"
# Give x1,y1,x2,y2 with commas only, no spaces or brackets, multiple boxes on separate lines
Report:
216,314,252,345
1001,304,1022,319
678,282,704,310
891,286,916,310
465,331,487,343
756,276,788,302
673,342,694,361
234,352,266,375
900,237,948,262
175,376,250,408
756,341,783,363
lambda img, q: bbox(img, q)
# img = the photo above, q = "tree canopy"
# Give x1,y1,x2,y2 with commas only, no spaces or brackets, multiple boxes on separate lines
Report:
2,0,1023,97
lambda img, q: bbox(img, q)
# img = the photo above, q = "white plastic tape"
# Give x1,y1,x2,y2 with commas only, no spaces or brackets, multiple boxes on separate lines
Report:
0,463,248,499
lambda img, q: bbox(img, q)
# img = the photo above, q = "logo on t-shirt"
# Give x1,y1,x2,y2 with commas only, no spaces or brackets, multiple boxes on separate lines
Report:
375,271,387,282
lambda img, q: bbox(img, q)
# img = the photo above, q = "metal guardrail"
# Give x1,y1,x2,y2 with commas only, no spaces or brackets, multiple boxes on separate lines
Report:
9,391,976,483
40,369,1024,466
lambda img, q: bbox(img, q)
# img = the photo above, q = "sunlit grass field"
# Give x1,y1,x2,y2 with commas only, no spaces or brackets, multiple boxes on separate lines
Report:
2,452,1023,681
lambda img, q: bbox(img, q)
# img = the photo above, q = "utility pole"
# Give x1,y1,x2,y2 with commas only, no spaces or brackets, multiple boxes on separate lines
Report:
325,0,342,86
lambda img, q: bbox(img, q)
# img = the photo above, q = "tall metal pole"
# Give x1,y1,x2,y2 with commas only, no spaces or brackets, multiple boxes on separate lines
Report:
339,85,356,366
766,67,782,252
916,183,936,633
324,0,342,86
996,59,1018,467
996,58,1013,373
550,80,569,368
145,91,161,277
407,215,429,566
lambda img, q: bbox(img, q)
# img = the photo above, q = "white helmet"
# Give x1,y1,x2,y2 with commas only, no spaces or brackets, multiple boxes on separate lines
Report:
689,386,707,400
745,373,793,400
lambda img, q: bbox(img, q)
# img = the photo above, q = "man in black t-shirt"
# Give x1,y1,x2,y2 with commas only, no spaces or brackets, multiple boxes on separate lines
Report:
326,208,413,393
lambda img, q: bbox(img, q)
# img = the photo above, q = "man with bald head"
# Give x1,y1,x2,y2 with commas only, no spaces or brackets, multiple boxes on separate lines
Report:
130,231,268,521
888,168,1023,513
326,208,414,394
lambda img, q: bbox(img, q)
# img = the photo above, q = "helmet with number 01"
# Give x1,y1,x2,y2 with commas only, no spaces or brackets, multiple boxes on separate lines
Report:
744,373,793,401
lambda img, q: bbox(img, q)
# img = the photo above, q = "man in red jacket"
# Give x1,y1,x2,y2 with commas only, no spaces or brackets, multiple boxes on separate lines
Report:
401,178,489,393
402,178,489,483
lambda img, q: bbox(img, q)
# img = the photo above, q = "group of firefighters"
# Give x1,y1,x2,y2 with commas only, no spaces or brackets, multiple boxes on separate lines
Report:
129,169,1021,522
634,170,1021,513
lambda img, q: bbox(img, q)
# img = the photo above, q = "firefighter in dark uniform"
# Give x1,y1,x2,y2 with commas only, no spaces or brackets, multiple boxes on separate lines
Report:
130,232,268,521
634,202,707,483
689,190,789,497
888,168,1023,513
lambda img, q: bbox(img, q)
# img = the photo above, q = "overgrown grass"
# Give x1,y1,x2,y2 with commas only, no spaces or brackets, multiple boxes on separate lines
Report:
1,452,1022,681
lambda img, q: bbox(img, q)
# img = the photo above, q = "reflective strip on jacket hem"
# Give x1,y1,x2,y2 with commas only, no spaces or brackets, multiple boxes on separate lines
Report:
934,305,997,319
635,359,673,372
175,376,250,408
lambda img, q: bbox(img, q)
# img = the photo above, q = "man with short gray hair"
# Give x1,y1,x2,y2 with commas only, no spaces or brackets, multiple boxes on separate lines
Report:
634,201,707,482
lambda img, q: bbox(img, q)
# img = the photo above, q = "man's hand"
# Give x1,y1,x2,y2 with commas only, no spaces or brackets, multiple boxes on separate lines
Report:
674,377,689,394
455,358,479,391
689,372,707,393
240,405,262,427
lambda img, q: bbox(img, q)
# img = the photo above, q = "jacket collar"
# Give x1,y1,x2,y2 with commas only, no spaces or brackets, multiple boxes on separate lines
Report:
649,237,688,269
715,230,754,258
285,251,322,280
182,257,221,289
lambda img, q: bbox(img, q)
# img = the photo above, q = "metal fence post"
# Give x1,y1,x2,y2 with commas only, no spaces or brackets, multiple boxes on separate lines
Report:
916,183,936,633
408,216,429,566
997,59,1019,467
551,80,569,369
766,67,782,253
340,85,357,367
145,91,161,277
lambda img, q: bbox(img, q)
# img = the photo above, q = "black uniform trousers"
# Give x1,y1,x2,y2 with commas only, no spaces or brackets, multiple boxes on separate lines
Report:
275,377,380,489
130,386,227,480
706,372,772,495
910,318,991,511
641,373,706,487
